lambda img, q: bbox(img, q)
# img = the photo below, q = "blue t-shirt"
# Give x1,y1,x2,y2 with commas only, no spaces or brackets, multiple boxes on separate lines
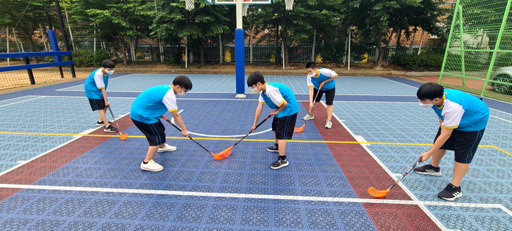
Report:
307,68,337,90
258,82,299,118
130,85,178,124
84,68,110,99
432,89,489,131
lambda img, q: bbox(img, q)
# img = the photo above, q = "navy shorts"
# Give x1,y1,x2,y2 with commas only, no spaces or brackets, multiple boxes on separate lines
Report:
313,87,335,105
88,98,106,111
434,127,485,164
132,118,166,146
272,113,297,140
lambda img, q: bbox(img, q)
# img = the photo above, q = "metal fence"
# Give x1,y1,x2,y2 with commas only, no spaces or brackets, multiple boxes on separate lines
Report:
1,41,383,64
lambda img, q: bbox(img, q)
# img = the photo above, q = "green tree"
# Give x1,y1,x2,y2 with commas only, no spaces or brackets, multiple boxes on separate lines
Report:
344,0,444,68
1,0,49,53
249,0,344,67
152,0,231,66
69,0,154,64
390,0,445,53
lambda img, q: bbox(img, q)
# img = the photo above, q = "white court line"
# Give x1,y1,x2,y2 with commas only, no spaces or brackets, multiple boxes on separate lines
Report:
490,114,512,124
334,101,512,124
324,102,449,230
376,75,426,90
0,183,509,218
176,98,259,101
0,96,45,108
55,88,415,97
7,95,260,102
26,95,262,102
299,100,418,103
490,108,512,116
56,74,136,91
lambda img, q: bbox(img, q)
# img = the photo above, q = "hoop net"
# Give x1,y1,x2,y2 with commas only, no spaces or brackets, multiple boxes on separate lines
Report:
285,0,293,10
185,0,194,10
242,4,249,16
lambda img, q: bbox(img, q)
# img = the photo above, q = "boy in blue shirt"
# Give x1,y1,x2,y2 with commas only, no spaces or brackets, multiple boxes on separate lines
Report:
84,59,118,132
414,83,489,201
247,71,300,169
130,76,192,172
303,62,338,129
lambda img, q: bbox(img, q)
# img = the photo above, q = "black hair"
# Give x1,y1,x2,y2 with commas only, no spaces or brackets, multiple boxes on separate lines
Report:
417,83,444,100
102,59,115,68
173,75,193,90
306,62,316,69
247,71,265,87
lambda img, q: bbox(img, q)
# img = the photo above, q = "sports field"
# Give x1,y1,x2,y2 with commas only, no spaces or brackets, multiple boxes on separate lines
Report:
0,73,510,230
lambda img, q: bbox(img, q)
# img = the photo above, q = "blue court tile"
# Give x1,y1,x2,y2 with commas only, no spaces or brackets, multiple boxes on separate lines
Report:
426,206,512,231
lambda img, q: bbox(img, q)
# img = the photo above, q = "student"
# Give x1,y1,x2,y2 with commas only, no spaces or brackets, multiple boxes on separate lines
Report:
303,62,338,129
84,59,118,132
247,71,299,169
130,76,192,172
414,83,489,201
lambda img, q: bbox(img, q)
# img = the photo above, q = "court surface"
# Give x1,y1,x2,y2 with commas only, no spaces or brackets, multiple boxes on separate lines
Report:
0,73,511,230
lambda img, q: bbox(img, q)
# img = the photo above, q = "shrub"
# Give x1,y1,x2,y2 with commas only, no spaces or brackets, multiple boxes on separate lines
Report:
390,52,444,71
73,49,111,67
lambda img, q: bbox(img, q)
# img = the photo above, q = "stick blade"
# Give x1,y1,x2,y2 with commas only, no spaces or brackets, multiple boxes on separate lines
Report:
120,132,128,140
212,146,233,160
368,187,390,198
294,124,305,133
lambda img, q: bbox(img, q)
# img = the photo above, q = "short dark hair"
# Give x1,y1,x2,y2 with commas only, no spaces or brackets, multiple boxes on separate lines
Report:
306,62,316,69
173,75,193,90
247,71,265,87
417,83,444,100
102,59,115,68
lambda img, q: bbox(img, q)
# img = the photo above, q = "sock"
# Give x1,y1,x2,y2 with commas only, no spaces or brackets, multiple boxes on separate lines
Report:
278,155,286,160
143,161,148,164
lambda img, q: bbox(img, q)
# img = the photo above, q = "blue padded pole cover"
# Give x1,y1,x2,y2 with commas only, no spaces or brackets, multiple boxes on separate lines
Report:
235,28,245,94
47,30,62,62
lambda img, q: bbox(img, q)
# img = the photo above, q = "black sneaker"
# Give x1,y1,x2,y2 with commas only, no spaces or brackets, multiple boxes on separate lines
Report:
96,121,112,126
266,143,279,153
270,157,289,169
104,125,119,133
414,164,441,176
438,183,462,201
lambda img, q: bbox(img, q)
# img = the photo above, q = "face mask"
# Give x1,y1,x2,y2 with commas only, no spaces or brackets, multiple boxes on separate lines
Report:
418,101,433,108
106,70,115,75
177,91,186,96
252,87,260,94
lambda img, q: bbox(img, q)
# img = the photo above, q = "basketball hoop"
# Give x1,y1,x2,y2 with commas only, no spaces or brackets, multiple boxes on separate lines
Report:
185,0,195,10
242,4,249,16
285,0,293,10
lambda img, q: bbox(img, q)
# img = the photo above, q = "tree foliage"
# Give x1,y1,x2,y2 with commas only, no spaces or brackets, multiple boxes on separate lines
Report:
1,0,49,52
2,0,447,67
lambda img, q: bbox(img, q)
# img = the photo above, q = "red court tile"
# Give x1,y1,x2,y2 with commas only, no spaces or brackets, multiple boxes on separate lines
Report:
306,102,440,230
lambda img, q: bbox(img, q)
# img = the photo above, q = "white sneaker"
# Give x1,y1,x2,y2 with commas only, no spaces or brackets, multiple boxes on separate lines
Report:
325,120,332,129
140,159,163,172
157,143,177,152
303,114,315,121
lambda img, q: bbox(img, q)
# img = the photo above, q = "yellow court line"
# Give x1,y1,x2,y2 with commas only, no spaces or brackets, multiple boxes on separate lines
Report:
0,131,510,156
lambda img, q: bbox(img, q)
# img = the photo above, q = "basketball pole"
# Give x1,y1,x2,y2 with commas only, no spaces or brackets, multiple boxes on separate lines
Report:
234,0,246,98
54,0,76,78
